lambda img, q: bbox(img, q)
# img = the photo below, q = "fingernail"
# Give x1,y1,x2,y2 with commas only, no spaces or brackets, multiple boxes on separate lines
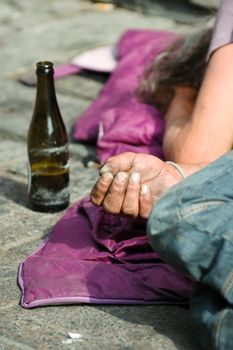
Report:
141,184,148,195
130,172,140,183
116,172,128,182
102,172,113,181
100,164,111,174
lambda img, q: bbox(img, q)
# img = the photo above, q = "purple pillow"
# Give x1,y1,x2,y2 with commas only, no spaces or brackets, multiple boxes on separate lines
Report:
73,29,179,162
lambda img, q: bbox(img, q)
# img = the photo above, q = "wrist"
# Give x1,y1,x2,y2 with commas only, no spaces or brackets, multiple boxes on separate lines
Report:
165,161,208,179
165,161,186,179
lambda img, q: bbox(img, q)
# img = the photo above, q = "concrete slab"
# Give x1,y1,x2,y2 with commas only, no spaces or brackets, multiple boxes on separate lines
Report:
0,0,210,349
0,304,198,350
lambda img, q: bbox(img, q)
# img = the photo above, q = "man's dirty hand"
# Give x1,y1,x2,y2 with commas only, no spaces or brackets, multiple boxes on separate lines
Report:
90,152,184,219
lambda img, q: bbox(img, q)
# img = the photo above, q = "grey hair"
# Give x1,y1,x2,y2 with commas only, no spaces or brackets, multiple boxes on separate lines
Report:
138,27,213,113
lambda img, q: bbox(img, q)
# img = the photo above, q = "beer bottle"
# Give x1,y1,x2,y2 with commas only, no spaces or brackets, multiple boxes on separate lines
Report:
27,61,70,212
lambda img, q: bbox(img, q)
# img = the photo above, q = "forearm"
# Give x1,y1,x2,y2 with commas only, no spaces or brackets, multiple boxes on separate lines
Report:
162,86,196,161
164,43,233,163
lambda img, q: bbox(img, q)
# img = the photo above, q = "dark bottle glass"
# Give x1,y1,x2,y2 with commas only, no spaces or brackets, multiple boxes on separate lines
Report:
27,61,70,212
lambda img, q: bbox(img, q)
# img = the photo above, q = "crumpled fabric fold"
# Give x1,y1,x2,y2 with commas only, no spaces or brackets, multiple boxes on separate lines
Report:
18,29,194,309
19,198,194,308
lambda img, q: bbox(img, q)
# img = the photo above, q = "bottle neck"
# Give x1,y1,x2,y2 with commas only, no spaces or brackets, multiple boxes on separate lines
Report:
34,62,59,112
35,70,58,107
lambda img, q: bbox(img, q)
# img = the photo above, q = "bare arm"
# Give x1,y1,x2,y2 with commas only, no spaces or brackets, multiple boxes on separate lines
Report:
163,43,233,163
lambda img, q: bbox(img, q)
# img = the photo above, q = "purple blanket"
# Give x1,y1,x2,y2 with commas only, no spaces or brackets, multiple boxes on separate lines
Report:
18,30,194,308
19,199,194,308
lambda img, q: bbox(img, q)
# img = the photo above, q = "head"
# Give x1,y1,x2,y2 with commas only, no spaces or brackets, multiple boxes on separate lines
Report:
138,27,213,113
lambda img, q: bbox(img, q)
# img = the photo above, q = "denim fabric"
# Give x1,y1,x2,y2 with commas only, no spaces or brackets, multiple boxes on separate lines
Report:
147,151,233,350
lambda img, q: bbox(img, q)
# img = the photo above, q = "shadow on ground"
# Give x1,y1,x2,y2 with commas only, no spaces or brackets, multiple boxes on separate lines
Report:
97,303,199,349
0,176,28,207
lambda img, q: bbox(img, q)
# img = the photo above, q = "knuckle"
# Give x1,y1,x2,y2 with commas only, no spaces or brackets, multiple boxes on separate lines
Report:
101,173,114,184
108,183,125,195
125,190,138,201
116,172,128,184
94,180,110,196
90,192,102,206
127,179,140,193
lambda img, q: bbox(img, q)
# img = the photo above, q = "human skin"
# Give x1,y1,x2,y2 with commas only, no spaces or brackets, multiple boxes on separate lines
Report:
164,43,233,163
91,43,233,218
90,152,205,218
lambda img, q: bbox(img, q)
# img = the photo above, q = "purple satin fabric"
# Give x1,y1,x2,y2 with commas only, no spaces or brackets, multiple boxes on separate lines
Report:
18,30,194,308
73,30,180,163
19,198,194,308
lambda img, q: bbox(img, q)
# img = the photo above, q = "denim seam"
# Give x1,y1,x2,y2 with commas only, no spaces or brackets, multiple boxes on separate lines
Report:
180,200,226,218
222,269,233,299
213,309,229,350
178,199,233,237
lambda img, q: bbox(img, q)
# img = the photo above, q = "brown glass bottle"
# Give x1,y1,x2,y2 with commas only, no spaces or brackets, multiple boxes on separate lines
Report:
27,61,70,212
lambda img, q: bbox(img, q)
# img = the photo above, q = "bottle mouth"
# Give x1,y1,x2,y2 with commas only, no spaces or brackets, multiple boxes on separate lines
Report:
36,61,53,68
36,61,54,74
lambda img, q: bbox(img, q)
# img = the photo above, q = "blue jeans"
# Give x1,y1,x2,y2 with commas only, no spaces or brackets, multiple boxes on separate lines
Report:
147,151,233,350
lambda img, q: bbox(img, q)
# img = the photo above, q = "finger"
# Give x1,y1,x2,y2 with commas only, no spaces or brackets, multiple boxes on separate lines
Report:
139,184,154,219
99,152,136,176
122,172,141,217
102,171,129,215
90,172,114,206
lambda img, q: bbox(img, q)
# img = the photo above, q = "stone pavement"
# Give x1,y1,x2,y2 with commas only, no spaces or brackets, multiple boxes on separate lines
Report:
0,1,215,349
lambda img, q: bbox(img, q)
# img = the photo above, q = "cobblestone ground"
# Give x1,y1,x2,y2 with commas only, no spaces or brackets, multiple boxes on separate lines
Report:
0,1,214,349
